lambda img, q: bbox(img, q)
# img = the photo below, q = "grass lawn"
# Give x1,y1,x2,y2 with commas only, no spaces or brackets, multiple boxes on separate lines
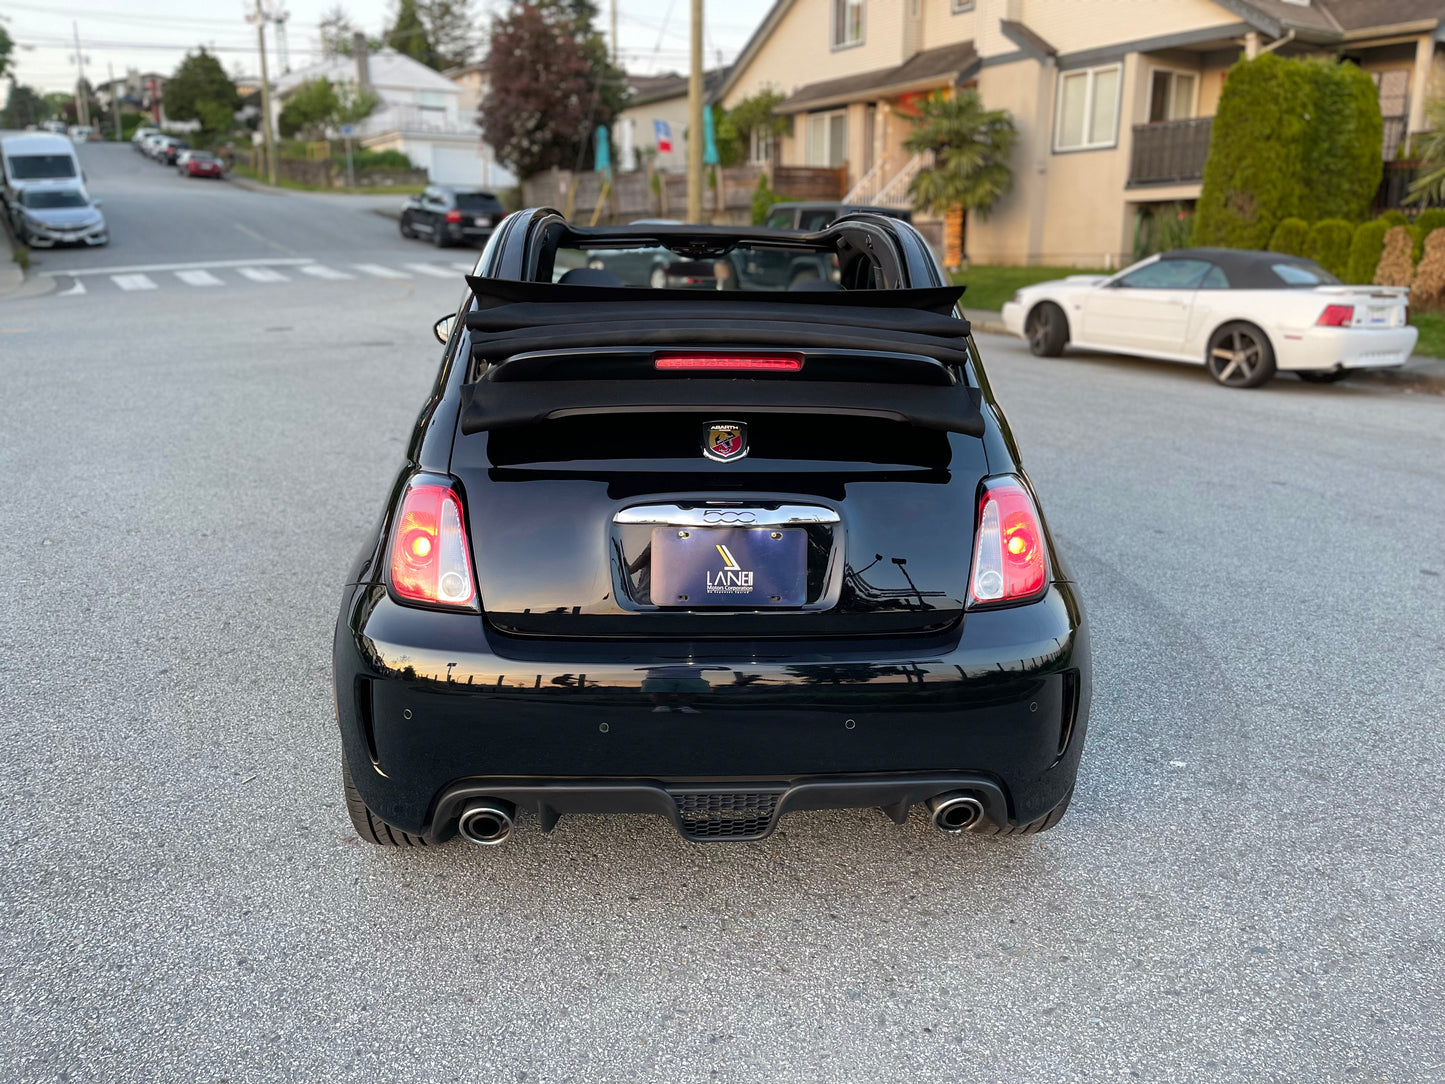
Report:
231,164,426,196
951,265,1106,313
1410,312,1445,358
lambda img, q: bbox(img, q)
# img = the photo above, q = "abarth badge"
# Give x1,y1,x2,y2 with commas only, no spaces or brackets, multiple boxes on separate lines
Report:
703,421,747,462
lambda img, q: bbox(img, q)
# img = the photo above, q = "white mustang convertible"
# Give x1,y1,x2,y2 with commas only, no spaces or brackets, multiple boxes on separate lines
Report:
999,248,1418,388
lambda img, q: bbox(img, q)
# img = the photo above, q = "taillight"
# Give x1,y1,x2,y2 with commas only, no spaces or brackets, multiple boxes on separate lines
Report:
389,482,476,607
654,354,802,372
445,209,463,223
1317,304,1354,327
968,476,1048,606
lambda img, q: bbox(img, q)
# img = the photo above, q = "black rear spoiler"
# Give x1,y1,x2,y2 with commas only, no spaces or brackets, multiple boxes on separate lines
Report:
458,279,982,436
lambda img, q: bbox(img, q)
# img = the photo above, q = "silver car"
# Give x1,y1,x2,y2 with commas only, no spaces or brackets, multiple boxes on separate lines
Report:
10,185,108,248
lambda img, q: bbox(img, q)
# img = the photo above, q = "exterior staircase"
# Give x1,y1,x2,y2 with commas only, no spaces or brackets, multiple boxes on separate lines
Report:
843,151,934,209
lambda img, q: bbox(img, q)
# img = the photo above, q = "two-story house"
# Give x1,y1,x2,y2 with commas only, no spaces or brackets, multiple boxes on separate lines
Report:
719,0,1445,266
275,48,515,188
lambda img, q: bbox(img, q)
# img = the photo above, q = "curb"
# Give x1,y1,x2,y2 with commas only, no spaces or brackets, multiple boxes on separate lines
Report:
0,209,30,300
969,316,1445,396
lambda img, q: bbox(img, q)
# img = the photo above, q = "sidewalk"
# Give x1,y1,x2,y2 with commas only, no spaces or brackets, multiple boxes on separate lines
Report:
966,308,1445,395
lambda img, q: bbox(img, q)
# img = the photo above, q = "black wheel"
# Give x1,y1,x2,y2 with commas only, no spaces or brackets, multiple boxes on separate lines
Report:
1296,369,1349,384
1025,302,1068,357
398,214,416,239
1206,322,1276,388
974,786,1074,836
432,224,450,249
342,756,428,847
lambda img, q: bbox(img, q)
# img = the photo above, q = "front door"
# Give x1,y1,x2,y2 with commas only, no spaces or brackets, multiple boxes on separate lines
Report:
1079,257,1216,355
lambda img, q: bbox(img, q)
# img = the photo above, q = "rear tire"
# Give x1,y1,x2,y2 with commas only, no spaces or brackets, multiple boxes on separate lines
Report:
1025,302,1068,357
433,226,450,249
974,786,1074,836
398,214,416,239
342,756,428,847
1206,322,1276,388
1296,369,1349,384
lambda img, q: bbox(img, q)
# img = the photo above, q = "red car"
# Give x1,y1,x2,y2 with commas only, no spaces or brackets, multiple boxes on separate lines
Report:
182,152,225,179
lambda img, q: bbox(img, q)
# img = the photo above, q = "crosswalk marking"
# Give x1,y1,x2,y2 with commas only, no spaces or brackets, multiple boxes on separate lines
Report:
299,264,354,280
404,263,459,279
112,274,158,291
175,269,224,287
236,266,291,283
354,263,410,279
56,279,86,297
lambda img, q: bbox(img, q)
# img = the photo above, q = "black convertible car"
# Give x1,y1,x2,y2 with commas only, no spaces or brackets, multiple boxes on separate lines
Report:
334,210,1090,847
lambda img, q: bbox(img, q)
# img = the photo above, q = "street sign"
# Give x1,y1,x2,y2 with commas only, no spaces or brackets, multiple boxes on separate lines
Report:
339,124,355,136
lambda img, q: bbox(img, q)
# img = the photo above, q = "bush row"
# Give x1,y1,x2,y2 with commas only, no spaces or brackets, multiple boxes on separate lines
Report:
1263,211,1445,300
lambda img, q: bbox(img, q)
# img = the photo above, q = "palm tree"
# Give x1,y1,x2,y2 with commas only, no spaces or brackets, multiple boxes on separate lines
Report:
1407,97,1445,206
905,89,1017,220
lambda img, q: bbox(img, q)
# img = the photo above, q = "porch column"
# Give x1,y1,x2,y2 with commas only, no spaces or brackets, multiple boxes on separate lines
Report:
1243,31,1260,60
1409,34,1433,146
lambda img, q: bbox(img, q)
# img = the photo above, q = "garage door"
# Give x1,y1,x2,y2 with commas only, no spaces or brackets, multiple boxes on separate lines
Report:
430,146,482,185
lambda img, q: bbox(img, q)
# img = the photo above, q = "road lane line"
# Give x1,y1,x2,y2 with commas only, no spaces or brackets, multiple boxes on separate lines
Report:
353,263,410,279
404,263,459,279
298,264,354,280
236,266,291,283
111,274,158,291
175,269,225,287
451,263,475,272
47,258,317,277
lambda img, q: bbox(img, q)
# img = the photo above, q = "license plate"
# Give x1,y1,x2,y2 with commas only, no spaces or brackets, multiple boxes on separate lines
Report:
474,216,492,227
650,526,806,607
1368,306,1389,326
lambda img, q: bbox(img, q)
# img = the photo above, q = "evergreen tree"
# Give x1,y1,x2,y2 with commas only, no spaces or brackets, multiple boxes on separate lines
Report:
386,0,438,68
165,49,241,137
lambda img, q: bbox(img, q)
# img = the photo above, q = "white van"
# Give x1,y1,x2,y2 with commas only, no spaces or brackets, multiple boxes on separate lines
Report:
1,132,84,207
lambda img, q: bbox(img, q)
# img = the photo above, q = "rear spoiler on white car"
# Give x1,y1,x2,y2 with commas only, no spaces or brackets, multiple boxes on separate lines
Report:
1314,285,1410,298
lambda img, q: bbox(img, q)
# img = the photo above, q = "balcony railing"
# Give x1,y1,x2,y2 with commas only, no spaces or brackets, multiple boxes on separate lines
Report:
1128,117,1213,187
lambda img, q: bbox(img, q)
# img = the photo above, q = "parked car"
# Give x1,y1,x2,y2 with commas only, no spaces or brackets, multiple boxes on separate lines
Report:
398,186,506,248
179,150,224,179
333,210,1091,848
41,120,69,135
157,138,189,166
0,132,84,208
763,201,913,231
1001,247,1420,387
68,125,95,143
132,126,161,150
8,184,107,247
139,134,169,159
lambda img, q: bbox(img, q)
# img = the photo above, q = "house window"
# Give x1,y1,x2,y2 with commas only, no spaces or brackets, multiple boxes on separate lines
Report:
749,127,773,165
1148,69,1197,123
1371,70,1409,159
806,110,848,167
833,0,863,48
1054,63,1122,151
951,0,974,11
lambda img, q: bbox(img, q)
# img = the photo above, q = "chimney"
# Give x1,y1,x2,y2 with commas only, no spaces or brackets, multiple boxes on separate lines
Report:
353,32,371,90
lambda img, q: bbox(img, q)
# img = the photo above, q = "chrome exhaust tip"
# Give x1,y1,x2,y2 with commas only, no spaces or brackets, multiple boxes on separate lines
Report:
928,792,984,834
457,800,516,846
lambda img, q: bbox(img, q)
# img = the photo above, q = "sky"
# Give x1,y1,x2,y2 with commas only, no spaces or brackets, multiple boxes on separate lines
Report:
1,0,775,95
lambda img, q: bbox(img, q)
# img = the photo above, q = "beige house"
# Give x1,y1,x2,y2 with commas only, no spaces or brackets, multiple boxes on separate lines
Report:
718,0,1445,266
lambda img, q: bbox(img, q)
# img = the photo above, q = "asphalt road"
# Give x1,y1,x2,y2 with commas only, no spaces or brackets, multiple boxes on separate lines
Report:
2,148,1443,1083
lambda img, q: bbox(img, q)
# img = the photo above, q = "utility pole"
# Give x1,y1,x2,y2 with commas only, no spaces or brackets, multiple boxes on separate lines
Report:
611,0,619,64
108,62,121,141
250,0,278,187
686,0,703,223
72,23,91,128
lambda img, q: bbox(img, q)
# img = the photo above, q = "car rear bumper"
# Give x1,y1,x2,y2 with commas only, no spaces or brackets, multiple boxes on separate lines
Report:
1274,324,1418,371
333,581,1091,841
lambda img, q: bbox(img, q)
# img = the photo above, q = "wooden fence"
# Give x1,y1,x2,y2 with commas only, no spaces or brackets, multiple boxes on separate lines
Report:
522,163,848,224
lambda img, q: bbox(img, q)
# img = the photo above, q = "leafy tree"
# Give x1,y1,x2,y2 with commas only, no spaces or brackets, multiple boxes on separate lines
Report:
722,88,788,165
278,78,339,139
0,24,13,81
165,50,240,137
319,5,359,57
420,0,479,70
386,0,437,68
2,80,48,129
481,0,625,179
904,89,1017,219
1194,54,1382,248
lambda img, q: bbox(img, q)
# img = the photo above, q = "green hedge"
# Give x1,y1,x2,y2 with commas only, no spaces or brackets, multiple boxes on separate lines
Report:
1267,217,1310,256
1194,54,1383,249
1304,219,1354,279
1346,220,1390,284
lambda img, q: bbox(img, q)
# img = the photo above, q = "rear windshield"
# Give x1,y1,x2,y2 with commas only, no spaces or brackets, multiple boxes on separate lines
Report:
1273,261,1340,287
456,193,499,212
6,154,77,180
553,241,843,291
22,189,87,208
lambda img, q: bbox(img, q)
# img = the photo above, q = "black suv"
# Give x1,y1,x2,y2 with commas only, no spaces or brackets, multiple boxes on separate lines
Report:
763,201,913,231
399,186,506,248
333,210,1090,848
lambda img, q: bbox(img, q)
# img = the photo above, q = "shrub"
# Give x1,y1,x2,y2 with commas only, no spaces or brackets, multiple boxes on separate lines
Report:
750,172,783,226
1133,202,1194,259
1378,209,1409,227
1410,208,1445,259
1345,219,1390,283
1267,217,1310,255
1374,225,1416,286
349,148,414,171
1412,228,1445,307
1195,54,1383,249
1305,218,1354,279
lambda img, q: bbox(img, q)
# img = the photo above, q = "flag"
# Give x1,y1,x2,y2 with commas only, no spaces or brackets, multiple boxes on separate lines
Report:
654,119,673,154
703,106,719,166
